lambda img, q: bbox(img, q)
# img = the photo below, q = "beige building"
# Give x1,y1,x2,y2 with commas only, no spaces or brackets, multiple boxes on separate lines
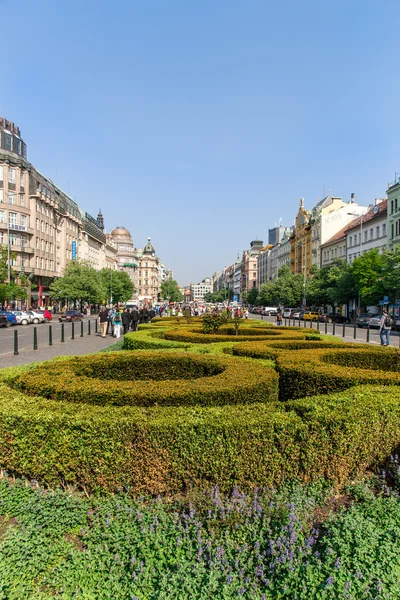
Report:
241,240,263,297
109,226,139,292
137,237,161,301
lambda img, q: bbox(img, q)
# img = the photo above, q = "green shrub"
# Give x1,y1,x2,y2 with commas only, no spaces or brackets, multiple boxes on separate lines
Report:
123,328,191,350
232,338,348,360
164,326,308,344
276,346,400,400
12,351,279,408
1,379,400,494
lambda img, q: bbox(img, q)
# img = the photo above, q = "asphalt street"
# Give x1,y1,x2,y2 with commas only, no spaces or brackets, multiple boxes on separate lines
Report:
248,313,400,347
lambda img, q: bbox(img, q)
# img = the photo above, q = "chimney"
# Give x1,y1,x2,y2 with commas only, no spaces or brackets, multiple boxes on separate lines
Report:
350,193,355,204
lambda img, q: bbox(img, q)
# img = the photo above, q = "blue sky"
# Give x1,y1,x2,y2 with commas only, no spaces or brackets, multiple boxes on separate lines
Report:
2,0,400,285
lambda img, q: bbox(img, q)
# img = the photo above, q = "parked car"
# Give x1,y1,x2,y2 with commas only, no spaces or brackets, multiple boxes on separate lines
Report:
368,315,382,329
0,311,17,326
394,318,400,332
283,308,297,318
26,310,46,324
0,314,11,328
262,307,278,316
355,313,377,328
302,311,320,322
319,313,350,324
292,310,303,320
59,310,84,322
11,310,33,325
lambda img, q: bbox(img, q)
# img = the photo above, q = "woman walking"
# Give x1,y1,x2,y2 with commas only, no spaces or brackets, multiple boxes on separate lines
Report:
113,310,122,338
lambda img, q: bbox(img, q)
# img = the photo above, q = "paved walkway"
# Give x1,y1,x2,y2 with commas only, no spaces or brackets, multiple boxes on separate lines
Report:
0,332,120,368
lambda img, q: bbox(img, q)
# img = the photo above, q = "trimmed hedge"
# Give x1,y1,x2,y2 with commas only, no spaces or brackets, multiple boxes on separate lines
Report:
123,327,191,350
276,346,400,400
12,351,279,408
1,378,400,494
232,339,347,360
164,326,309,344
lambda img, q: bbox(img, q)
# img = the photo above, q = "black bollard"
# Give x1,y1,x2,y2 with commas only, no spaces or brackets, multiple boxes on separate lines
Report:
61,323,65,342
353,321,357,340
325,320,328,335
71,321,75,340
13,329,18,355
342,322,346,338
95,319,98,334
33,327,38,350
285,318,287,326
88,320,91,335
367,325,370,343
49,325,52,346
303,318,306,328
80,320,84,337
333,321,336,336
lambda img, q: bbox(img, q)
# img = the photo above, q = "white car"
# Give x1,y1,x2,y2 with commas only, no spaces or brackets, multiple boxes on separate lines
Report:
11,310,33,325
26,310,47,324
283,308,297,318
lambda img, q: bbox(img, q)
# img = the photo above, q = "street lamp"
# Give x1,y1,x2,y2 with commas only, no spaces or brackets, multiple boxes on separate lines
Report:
295,242,307,307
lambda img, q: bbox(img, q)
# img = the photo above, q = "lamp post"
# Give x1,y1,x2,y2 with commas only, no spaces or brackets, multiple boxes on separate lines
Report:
295,242,307,307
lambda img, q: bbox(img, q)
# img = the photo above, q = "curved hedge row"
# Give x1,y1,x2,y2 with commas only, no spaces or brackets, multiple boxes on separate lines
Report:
12,351,279,408
123,327,191,350
232,338,347,360
0,377,400,494
164,327,309,344
276,346,400,400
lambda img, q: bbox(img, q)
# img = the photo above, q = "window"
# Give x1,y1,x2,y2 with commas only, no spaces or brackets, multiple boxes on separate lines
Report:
0,166,3,181
8,168,15,184
20,215,27,227
41,240,44,251
370,228,373,240
41,258,44,269
20,192,24,207
36,218,39,230
41,221,44,232
349,236,352,247
0,232,4,244
9,212,17,226
9,233,17,246
20,173,24,189
0,210,4,223
396,198,398,212
21,235,27,248
36,256,39,268
4,134,12,152
376,226,380,238
0,190,3,203
383,223,386,236
392,200,394,214
8,193,15,205
364,231,368,242
392,223,394,239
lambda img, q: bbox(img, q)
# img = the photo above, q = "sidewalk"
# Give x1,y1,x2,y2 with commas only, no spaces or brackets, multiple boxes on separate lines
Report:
0,333,120,368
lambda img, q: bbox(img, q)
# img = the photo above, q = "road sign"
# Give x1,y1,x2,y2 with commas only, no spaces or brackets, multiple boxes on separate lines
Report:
383,296,389,304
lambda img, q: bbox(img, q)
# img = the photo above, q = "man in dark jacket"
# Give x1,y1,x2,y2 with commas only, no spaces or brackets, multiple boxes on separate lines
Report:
106,307,114,336
121,308,131,334
149,307,155,321
99,306,109,338
142,307,149,323
130,307,139,331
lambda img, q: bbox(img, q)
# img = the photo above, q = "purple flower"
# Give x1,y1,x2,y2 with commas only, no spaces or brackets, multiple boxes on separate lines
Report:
227,575,233,584
335,558,341,569
326,576,334,587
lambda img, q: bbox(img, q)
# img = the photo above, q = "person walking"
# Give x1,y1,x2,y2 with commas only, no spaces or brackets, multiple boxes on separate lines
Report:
130,307,139,331
113,310,122,338
276,309,283,326
106,307,114,336
99,306,109,338
379,310,392,346
122,308,131,334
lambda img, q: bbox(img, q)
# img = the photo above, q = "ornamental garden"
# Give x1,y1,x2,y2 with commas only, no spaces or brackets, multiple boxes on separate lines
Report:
1,316,400,598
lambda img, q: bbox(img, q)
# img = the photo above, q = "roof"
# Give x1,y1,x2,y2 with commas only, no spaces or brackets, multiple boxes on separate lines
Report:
345,199,387,232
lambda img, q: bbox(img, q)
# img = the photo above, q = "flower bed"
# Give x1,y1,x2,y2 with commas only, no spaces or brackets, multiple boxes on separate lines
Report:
12,351,279,408
276,346,400,400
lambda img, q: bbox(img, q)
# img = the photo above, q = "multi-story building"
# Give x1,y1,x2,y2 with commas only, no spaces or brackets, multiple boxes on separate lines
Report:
109,226,139,292
241,240,263,297
290,199,312,277
275,229,292,277
268,224,291,247
137,237,161,301
387,177,400,250
257,244,273,287
320,225,348,268
310,194,367,267
190,277,212,302
346,200,387,263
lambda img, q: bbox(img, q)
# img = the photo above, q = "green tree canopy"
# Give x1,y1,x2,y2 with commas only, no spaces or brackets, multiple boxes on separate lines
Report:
351,249,385,306
50,261,106,304
99,269,134,303
259,265,303,307
160,279,183,302
0,283,28,303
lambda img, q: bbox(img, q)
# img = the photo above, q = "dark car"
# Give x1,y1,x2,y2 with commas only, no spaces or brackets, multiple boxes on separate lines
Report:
355,313,376,328
0,311,17,326
319,313,350,324
59,310,84,322
0,314,11,328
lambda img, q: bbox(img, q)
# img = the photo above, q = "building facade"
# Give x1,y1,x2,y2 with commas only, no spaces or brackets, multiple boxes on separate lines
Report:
190,277,212,302
346,200,387,263
241,240,263,297
290,198,312,277
137,237,161,301
257,245,273,286
387,178,400,250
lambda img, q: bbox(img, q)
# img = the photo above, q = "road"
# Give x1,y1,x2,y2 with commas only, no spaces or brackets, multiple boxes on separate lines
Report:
248,314,400,347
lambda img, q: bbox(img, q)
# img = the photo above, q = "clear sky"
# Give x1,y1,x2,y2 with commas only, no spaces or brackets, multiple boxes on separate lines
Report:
2,0,400,285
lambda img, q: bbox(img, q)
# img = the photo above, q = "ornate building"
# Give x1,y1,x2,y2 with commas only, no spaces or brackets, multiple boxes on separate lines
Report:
290,198,312,277
137,237,161,301
109,226,139,292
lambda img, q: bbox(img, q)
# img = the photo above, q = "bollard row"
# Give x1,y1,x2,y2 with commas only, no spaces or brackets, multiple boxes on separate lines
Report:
11,319,98,353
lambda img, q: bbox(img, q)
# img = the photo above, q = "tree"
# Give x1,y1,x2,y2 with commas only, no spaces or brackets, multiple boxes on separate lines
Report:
50,261,106,304
0,283,27,303
381,246,400,303
259,265,303,307
351,249,385,307
246,288,259,305
161,279,183,302
99,269,134,303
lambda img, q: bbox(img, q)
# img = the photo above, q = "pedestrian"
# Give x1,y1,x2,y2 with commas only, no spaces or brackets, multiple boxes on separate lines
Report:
113,310,122,338
276,309,283,326
99,306,109,338
130,307,139,331
122,308,131,334
379,310,392,346
149,307,155,321
106,307,114,336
